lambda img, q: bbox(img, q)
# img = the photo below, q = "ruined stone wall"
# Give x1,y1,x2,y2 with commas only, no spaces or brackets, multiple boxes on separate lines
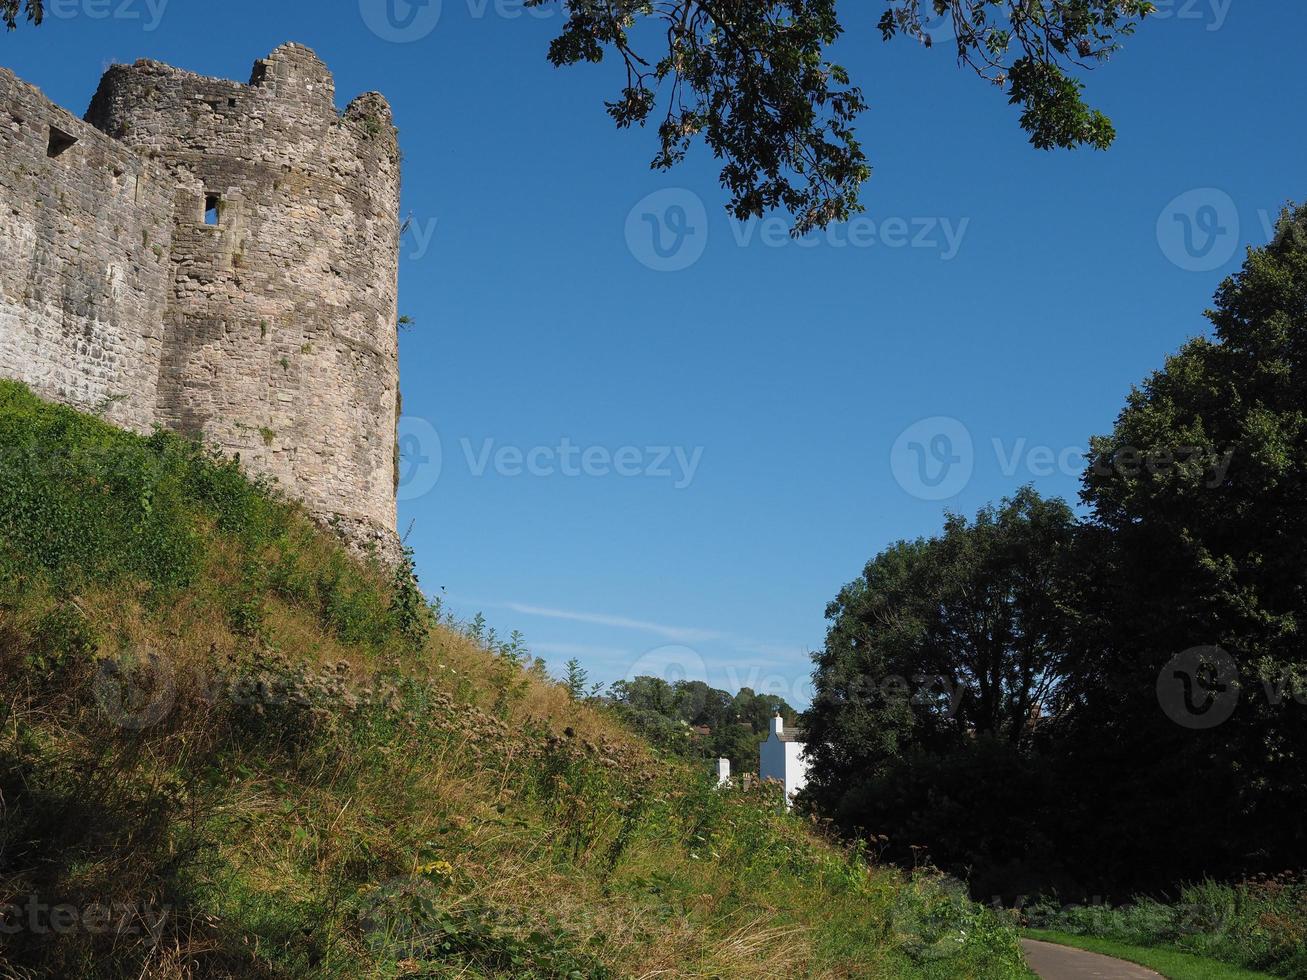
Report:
0,68,175,434
0,46,402,557
86,43,402,543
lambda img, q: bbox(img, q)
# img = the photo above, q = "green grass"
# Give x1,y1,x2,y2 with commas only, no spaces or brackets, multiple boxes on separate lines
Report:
1024,930,1278,980
0,380,1030,978
1022,879,1307,977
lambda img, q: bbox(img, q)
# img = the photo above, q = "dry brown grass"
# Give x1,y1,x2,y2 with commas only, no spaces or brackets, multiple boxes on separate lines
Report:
0,389,1024,977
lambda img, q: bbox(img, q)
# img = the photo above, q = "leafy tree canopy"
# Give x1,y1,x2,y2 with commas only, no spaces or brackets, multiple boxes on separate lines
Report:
1083,207,1307,660
5,0,1154,233
803,209,1307,894
804,487,1078,796
1072,203,1307,847
0,0,37,29
607,675,796,771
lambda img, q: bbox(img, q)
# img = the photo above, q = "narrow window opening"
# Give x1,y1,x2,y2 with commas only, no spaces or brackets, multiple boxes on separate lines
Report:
47,125,77,158
204,194,221,227
228,97,238,108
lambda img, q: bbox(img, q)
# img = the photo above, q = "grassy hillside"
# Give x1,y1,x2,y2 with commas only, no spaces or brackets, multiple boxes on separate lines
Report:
0,380,1027,978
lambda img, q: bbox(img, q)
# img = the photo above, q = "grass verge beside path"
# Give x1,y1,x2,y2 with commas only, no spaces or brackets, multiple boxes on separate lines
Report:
1023,930,1277,980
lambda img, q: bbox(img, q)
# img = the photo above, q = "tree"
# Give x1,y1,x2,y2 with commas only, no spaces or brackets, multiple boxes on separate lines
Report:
0,0,38,30
726,686,795,733
803,208,1307,897
669,679,732,728
802,488,1079,882
1071,203,1307,883
562,657,589,700
1081,205,1307,678
4,0,1153,233
608,675,676,715
606,676,796,773
806,486,1077,769
544,0,1151,232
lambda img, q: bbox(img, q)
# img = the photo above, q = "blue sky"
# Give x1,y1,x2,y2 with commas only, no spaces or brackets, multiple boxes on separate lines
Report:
6,0,1302,706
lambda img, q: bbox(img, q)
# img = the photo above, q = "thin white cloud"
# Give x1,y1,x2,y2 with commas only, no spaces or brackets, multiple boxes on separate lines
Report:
447,594,810,690
499,601,730,645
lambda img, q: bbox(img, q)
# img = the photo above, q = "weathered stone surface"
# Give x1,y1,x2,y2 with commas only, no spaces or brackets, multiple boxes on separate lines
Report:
0,45,402,561
0,67,174,433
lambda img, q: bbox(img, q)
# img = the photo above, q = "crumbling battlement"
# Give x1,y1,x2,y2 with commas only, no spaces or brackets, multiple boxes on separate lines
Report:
0,45,402,559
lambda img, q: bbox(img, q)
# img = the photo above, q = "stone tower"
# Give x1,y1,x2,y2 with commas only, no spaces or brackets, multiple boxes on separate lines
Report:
83,44,402,552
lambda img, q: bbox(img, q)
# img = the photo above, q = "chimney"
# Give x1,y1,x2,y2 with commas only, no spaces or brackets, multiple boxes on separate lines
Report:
771,713,784,736
717,757,731,787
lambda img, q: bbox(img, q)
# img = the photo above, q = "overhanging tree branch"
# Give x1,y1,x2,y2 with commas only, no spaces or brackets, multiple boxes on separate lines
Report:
7,0,1153,233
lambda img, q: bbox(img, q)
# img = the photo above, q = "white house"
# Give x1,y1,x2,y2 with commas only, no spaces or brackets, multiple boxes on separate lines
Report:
758,714,809,802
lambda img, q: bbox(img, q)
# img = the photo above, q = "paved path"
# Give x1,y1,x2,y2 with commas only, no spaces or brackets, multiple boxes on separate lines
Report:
1021,938,1164,979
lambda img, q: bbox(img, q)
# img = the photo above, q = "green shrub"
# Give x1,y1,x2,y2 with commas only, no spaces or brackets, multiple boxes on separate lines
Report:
355,877,614,978
1026,876,1307,977
0,380,289,596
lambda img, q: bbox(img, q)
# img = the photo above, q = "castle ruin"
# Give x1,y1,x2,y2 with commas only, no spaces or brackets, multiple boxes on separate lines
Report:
0,44,402,557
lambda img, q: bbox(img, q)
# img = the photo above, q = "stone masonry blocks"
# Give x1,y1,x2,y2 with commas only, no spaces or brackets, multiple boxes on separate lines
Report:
0,45,402,559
